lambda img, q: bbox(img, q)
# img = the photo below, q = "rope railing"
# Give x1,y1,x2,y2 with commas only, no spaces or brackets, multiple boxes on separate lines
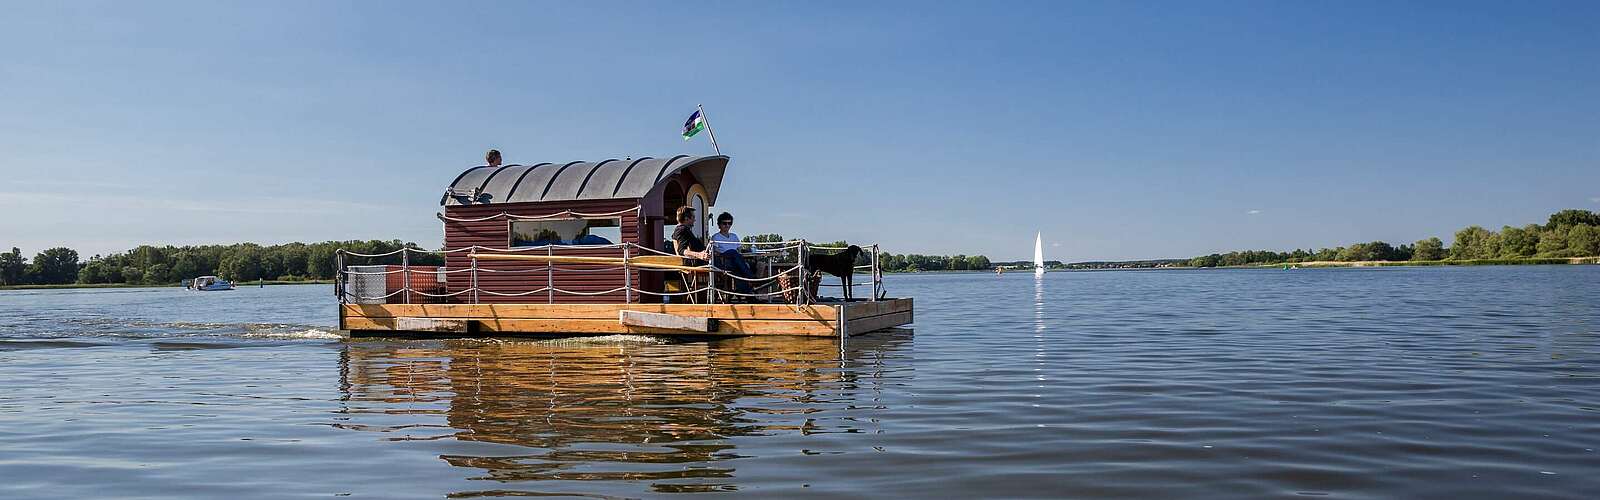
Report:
336,240,886,305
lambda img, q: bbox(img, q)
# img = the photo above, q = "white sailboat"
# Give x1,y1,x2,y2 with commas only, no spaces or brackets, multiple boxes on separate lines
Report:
1034,232,1046,276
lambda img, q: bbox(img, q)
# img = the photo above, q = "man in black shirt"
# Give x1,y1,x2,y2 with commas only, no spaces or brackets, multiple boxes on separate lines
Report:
671,206,710,266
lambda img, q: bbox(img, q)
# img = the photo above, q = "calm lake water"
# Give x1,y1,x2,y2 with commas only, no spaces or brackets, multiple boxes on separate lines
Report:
2,266,1598,499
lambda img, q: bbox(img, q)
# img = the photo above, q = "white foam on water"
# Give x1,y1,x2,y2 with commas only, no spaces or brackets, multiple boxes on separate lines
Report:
239,324,344,340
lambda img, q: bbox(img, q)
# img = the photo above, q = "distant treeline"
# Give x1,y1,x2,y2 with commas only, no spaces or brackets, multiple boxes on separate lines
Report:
1064,259,1186,269
993,260,1063,268
1187,209,1600,267
741,234,992,272
0,234,998,287
0,241,441,286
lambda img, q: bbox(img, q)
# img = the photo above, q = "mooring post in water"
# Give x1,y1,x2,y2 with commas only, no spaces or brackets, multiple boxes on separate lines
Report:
470,252,480,305
335,250,345,303
838,298,851,341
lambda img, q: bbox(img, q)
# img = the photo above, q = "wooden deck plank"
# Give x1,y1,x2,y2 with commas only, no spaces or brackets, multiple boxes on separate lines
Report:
843,298,913,320
845,310,913,335
343,303,838,321
618,311,716,332
344,316,837,336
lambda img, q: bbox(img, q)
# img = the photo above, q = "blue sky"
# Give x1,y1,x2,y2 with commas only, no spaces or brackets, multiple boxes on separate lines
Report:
2,1,1596,262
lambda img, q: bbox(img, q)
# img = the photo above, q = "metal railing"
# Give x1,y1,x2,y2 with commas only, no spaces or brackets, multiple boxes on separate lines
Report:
335,241,885,306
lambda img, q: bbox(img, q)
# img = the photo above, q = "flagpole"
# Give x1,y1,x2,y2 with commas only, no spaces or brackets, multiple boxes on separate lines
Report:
698,104,722,155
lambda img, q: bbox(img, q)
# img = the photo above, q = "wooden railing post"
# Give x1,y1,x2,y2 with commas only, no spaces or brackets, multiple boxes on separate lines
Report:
623,245,632,304
470,252,479,305
401,247,410,305
870,244,880,302
335,250,345,303
796,240,807,306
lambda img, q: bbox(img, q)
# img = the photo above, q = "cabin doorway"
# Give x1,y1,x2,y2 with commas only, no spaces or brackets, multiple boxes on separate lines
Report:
687,184,709,240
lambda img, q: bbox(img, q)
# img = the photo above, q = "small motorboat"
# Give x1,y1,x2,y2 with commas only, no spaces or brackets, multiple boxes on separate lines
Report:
191,276,236,291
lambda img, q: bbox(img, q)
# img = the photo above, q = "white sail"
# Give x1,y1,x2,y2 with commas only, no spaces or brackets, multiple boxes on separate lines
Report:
1034,232,1045,276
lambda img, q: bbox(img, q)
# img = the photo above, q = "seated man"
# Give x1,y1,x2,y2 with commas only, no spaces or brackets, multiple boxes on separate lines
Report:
669,206,712,303
671,206,710,265
708,212,757,297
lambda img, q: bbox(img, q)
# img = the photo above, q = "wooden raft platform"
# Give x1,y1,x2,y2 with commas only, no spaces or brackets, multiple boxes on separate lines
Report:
341,298,913,338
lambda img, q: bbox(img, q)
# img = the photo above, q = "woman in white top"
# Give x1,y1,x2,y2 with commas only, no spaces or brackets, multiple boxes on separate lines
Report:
710,212,756,297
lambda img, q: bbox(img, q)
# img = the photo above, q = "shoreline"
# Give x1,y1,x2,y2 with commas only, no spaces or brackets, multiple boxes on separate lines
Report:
1255,257,1599,269
0,280,334,291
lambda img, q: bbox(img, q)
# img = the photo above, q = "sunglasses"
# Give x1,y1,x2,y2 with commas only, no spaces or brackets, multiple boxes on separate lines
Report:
717,221,732,225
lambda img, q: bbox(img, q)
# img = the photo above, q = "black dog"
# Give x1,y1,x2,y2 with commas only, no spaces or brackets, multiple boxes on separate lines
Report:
806,245,862,301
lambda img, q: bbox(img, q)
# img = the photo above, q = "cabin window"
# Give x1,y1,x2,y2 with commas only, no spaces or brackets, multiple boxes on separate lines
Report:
509,218,622,247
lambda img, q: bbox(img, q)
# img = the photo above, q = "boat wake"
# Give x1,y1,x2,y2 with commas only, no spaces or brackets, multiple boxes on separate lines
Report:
4,317,342,341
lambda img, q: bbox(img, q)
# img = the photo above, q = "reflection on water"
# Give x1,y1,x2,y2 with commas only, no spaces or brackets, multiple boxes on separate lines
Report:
335,333,911,494
6,268,1600,498
1034,276,1047,391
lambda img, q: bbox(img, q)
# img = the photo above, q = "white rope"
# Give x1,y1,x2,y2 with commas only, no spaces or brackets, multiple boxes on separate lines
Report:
549,287,632,296
409,288,473,298
343,268,409,275
477,288,555,297
631,286,715,297
710,287,801,298
742,240,806,247
720,264,801,282
344,288,408,300
473,267,550,274
441,206,640,222
341,249,407,258
625,243,679,257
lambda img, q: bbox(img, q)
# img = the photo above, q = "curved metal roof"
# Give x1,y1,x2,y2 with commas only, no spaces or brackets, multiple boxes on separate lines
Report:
441,155,728,206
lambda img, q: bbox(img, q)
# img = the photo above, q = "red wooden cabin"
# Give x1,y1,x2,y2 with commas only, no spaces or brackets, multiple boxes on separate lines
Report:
438,155,728,303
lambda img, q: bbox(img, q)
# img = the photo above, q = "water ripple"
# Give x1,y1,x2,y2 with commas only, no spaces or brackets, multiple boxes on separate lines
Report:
0,268,1597,498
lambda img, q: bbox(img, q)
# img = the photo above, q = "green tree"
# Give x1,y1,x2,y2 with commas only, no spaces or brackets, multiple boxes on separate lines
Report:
1412,237,1445,261
1536,227,1571,257
1336,242,1397,262
1546,209,1600,230
306,244,337,279
1451,226,1499,260
171,251,203,280
1569,224,1600,256
120,266,144,284
219,245,265,281
77,258,115,284
0,247,25,285
949,254,969,271
143,264,171,285
28,247,80,284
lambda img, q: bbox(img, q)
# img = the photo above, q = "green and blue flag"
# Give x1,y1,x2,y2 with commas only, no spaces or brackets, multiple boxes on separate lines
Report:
682,110,707,140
